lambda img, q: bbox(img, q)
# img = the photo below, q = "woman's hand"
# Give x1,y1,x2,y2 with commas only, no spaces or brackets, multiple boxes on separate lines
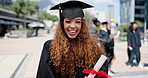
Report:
84,76,88,78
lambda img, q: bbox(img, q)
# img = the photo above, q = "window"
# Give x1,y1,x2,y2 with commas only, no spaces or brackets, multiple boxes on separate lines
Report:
135,9,145,14
135,0,145,6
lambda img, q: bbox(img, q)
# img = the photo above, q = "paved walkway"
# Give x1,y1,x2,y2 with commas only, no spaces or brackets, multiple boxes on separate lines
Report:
0,31,148,78
0,31,54,78
0,54,26,78
111,40,148,78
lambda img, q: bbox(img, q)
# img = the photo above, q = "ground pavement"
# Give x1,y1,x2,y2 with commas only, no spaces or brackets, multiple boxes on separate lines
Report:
111,40,148,78
0,32,148,78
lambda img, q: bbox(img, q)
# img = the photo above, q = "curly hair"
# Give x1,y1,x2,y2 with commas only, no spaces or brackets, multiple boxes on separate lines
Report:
49,17,106,78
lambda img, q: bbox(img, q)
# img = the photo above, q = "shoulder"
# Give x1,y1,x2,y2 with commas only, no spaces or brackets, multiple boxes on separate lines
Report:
89,26,94,29
100,30,106,33
127,30,132,33
43,40,52,49
136,29,140,32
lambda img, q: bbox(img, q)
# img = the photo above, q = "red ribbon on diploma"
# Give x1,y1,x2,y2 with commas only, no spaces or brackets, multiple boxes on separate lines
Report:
82,69,109,77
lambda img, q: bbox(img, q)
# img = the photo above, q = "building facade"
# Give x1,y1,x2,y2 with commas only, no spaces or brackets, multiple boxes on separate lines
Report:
108,4,114,22
120,0,148,29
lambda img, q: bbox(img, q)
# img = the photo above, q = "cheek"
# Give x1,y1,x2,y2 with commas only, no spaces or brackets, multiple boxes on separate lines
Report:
77,24,82,32
64,24,69,30
78,23,82,29
79,25,82,30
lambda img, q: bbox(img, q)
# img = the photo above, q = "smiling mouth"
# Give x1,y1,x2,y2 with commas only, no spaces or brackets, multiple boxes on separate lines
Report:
68,30,77,35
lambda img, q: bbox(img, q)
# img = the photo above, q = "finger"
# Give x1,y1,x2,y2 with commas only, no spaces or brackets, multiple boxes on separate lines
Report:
84,76,88,78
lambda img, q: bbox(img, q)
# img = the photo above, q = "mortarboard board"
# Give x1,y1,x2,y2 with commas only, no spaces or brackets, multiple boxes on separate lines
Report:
50,0,93,19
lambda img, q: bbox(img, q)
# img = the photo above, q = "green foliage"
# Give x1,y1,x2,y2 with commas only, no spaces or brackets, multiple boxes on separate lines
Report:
16,28,29,31
118,20,143,31
117,23,130,31
84,11,94,27
0,5,11,10
38,11,58,22
38,11,48,20
49,15,59,22
11,0,38,16
135,20,143,27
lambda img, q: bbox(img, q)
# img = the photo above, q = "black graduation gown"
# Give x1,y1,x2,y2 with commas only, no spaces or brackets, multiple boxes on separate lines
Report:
127,29,141,48
36,40,55,78
127,29,141,63
99,30,114,65
36,40,108,78
36,40,88,78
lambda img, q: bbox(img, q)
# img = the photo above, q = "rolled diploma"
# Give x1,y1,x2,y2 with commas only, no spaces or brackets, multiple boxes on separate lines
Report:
88,55,107,78
116,31,121,36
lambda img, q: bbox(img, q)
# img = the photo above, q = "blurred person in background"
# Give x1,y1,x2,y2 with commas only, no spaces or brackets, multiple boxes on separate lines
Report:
126,22,141,67
36,1,108,78
89,18,101,36
99,22,115,76
89,18,105,48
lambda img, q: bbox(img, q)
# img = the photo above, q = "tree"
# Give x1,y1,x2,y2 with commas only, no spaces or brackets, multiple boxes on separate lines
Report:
49,15,59,22
0,0,12,10
84,11,94,27
38,11,58,22
11,0,38,28
11,0,38,16
118,20,143,31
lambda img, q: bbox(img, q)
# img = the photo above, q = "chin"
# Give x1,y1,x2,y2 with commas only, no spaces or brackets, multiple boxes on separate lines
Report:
69,36,77,39
68,35,78,39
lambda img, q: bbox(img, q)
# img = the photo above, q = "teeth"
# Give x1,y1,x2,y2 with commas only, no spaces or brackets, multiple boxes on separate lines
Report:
69,31,76,33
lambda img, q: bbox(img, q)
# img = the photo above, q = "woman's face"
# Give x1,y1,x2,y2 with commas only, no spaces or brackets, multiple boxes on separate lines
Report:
64,17,82,39
132,23,137,30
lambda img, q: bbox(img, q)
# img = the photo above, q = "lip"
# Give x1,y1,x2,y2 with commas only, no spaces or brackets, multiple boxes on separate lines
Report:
68,30,77,35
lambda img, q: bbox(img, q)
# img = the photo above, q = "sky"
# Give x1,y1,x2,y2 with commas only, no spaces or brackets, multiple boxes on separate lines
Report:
50,0,120,23
12,0,120,23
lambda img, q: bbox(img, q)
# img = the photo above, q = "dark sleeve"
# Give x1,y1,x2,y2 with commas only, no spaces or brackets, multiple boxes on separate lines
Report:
99,30,114,47
75,67,88,78
99,30,107,39
106,38,114,48
127,31,132,46
137,30,141,47
100,60,108,78
36,40,55,78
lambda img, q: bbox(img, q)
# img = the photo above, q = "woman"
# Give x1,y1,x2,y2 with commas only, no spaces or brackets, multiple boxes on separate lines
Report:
99,22,115,76
36,1,107,78
127,22,141,67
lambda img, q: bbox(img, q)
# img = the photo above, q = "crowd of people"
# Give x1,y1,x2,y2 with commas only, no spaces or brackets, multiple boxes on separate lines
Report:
89,17,142,75
36,0,142,78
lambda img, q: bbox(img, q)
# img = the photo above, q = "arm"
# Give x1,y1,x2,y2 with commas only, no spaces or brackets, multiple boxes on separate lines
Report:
137,30,141,47
36,40,55,78
127,31,132,48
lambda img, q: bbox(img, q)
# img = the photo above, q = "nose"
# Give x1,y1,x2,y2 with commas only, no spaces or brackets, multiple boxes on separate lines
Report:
70,22,76,28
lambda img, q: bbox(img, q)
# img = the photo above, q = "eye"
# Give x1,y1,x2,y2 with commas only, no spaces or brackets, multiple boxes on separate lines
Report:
75,21,81,23
65,20,71,23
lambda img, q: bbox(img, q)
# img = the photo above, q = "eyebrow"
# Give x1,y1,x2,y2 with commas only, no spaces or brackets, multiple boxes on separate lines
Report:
76,19,81,21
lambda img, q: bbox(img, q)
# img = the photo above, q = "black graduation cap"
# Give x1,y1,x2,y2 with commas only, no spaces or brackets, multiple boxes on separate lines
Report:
50,0,93,19
92,18,100,24
102,21,108,25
